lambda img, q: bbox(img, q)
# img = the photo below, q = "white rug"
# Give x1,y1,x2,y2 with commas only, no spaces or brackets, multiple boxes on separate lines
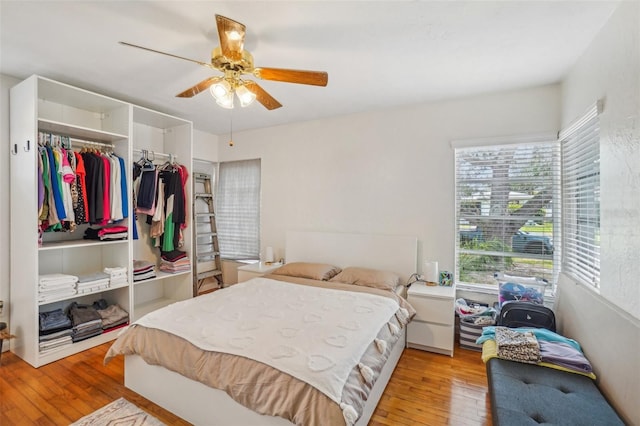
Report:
71,397,166,426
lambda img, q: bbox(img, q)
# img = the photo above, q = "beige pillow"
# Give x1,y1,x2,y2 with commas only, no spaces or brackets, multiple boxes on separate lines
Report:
329,266,401,291
271,262,342,281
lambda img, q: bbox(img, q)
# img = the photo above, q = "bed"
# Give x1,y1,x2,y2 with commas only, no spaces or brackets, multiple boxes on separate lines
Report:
105,231,418,425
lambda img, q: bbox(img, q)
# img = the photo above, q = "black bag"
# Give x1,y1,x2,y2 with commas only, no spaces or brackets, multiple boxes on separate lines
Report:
497,302,556,332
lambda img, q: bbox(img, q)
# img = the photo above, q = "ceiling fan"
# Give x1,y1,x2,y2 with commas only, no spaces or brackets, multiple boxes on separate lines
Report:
120,14,328,110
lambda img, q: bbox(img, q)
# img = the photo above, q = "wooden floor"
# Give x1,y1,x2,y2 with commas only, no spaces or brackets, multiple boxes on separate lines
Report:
0,342,492,425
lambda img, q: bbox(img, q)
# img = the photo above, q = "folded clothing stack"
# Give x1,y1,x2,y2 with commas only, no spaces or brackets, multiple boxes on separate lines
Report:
38,308,73,353
495,326,541,364
68,302,103,343
104,266,128,286
159,250,191,274
84,225,128,241
133,259,156,282
76,272,110,294
38,273,78,303
93,299,129,332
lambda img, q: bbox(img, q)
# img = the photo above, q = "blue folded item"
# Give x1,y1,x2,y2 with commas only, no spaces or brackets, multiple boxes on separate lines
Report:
39,308,72,332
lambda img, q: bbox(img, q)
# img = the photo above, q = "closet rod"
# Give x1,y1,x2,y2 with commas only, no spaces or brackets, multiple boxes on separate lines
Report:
133,148,178,161
38,132,115,149
69,138,115,149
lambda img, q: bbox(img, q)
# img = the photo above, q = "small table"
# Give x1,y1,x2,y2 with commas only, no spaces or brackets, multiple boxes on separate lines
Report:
237,262,283,282
406,282,456,356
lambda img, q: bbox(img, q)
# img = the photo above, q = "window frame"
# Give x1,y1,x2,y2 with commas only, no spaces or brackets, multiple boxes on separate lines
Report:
452,134,561,293
215,158,261,261
560,102,601,289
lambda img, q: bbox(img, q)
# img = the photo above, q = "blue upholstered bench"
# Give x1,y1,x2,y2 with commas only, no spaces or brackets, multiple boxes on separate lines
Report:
486,358,625,425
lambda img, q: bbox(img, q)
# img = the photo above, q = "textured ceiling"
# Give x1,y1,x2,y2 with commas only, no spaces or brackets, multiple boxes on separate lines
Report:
0,1,620,135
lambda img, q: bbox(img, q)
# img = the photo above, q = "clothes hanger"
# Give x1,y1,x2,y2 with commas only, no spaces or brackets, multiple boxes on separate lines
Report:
141,150,156,171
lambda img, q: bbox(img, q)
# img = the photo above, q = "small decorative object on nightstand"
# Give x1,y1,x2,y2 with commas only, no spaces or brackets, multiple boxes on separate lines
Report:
237,262,283,282
406,282,456,356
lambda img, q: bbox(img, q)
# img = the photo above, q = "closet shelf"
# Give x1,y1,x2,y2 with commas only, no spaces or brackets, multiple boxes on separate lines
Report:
133,269,191,286
39,239,128,251
37,327,125,364
38,282,130,306
38,118,128,143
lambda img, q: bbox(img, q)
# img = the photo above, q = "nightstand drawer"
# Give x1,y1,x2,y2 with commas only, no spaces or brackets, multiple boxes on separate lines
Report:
407,320,454,352
408,294,454,325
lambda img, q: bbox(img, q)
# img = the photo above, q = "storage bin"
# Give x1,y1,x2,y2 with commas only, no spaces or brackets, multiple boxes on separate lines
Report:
459,313,496,351
495,273,548,308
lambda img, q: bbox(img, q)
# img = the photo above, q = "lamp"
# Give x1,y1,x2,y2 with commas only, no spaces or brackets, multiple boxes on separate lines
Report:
209,79,256,109
423,260,439,286
264,246,275,264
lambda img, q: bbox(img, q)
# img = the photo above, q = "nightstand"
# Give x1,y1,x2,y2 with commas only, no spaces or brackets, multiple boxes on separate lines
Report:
237,262,283,282
406,282,456,356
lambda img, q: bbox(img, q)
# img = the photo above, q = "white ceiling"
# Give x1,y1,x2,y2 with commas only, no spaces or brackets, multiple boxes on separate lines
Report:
0,1,620,135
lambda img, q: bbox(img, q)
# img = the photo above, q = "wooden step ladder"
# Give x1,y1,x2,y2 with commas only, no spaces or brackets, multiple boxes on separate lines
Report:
193,172,223,295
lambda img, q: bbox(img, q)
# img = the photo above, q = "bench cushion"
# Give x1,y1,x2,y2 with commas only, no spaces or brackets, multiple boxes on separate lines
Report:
487,358,624,425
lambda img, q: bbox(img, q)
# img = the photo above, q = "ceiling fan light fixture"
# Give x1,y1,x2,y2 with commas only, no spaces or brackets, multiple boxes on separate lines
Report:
210,80,232,100
216,92,235,109
236,84,256,107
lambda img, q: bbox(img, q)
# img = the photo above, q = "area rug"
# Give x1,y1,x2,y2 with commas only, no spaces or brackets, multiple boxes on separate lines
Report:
71,397,166,426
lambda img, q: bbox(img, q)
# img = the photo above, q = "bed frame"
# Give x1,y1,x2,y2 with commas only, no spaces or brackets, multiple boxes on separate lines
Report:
124,231,418,425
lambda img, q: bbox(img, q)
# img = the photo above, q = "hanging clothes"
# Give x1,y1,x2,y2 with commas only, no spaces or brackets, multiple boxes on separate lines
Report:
74,152,89,224
37,132,128,232
133,154,188,252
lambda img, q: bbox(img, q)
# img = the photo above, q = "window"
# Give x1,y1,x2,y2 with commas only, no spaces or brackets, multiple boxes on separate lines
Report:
216,159,261,260
453,136,560,289
560,102,601,288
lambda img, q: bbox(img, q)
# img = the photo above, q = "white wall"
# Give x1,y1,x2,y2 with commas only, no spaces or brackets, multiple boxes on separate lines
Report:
0,74,21,334
193,128,219,162
218,84,561,273
556,2,640,424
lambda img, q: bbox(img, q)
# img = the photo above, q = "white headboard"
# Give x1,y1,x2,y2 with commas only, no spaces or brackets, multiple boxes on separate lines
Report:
285,231,417,283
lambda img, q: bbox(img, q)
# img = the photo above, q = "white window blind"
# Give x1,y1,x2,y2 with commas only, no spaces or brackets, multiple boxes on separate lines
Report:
454,138,560,287
560,103,601,288
216,159,261,260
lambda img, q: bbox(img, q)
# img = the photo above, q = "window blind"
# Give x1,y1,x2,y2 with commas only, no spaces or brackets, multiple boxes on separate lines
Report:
455,139,560,287
561,103,601,288
216,159,261,260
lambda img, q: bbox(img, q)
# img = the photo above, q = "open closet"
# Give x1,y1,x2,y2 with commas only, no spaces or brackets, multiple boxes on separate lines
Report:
9,75,193,367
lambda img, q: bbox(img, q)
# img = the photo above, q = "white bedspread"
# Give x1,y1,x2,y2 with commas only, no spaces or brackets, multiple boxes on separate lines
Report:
135,278,400,405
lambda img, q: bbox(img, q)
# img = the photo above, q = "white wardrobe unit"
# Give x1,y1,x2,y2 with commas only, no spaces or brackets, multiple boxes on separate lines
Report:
131,106,193,321
9,75,193,367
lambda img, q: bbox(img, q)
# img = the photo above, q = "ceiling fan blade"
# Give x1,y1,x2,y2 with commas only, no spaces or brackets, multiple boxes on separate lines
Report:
215,14,246,61
119,41,215,70
244,81,282,110
254,67,328,87
176,76,223,98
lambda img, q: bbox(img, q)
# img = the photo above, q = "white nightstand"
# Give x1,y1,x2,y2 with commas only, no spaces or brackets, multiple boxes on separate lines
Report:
237,262,283,282
406,282,456,356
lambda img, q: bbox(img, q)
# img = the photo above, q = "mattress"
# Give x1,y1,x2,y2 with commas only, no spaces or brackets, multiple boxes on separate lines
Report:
105,275,415,425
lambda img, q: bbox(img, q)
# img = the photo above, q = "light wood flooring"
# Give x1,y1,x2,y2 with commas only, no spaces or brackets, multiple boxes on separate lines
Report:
0,342,492,425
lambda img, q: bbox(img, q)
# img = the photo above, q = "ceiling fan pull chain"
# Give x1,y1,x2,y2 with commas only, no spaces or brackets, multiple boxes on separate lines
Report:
229,109,234,147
